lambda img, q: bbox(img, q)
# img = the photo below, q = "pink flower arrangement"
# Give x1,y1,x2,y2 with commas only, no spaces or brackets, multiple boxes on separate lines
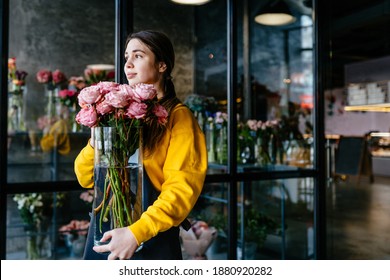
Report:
36,69,67,89
69,76,87,91
79,190,94,204
59,219,90,236
75,81,168,230
75,81,167,129
58,89,78,108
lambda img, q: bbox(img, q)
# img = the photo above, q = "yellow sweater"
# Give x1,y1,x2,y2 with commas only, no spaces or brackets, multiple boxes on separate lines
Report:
74,104,208,245
40,119,71,155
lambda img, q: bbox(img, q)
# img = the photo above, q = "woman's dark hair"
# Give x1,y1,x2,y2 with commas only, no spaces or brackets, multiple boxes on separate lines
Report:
126,30,180,154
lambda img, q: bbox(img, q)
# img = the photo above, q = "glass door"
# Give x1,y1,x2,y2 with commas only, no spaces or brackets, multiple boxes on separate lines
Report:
1,0,116,259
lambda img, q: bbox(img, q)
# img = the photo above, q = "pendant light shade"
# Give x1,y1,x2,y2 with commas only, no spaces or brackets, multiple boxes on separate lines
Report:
254,0,296,26
171,0,212,5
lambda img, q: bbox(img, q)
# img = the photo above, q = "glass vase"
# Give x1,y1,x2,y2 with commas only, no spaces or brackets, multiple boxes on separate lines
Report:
216,125,228,164
26,231,40,260
45,85,61,122
8,90,25,132
92,126,143,247
69,103,81,132
205,120,216,163
254,137,271,166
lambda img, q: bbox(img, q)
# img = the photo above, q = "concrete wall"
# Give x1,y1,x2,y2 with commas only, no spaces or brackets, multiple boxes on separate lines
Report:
9,0,197,130
9,0,116,129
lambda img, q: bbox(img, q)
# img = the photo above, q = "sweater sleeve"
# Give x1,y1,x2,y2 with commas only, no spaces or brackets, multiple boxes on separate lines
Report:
74,141,95,189
40,119,71,156
129,106,208,244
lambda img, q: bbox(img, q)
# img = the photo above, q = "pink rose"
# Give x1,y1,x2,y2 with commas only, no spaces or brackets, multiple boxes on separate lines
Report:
36,69,52,83
69,76,87,90
118,84,135,100
58,89,77,98
97,81,119,94
153,104,168,124
132,83,157,102
125,101,148,119
105,91,130,108
96,99,114,115
84,68,93,80
75,106,98,127
78,85,102,107
52,69,66,84
215,112,228,124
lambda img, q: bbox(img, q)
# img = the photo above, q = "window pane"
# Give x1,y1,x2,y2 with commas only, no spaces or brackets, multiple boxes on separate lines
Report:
238,178,314,259
7,0,115,183
239,1,314,171
7,190,92,259
190,182,229,260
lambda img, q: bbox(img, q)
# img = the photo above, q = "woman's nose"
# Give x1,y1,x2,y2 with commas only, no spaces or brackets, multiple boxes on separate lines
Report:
125,59,134,68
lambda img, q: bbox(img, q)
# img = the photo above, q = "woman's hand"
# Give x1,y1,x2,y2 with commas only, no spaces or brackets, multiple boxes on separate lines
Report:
93,227,139,260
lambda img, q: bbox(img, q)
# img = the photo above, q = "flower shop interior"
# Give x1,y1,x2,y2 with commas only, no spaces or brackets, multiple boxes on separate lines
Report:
1,0,390,260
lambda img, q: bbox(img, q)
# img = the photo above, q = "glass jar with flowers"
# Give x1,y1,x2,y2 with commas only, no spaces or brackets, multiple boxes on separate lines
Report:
58,219,90,258
75,81,168,248
253,120,279,166
8,57,28,132
237,120,258,164
13,192,64,259
58,88,80,132
214,112,228,164
36,69,67,122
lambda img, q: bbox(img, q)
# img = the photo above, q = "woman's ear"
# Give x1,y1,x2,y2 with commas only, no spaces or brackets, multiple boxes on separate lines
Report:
158,62,167,73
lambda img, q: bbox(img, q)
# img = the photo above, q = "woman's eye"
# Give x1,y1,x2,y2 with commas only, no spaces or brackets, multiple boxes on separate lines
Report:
135,54,142,59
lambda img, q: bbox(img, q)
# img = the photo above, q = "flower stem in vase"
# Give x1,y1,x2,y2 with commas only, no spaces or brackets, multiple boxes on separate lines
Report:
26,231,40,259
92,126,142,249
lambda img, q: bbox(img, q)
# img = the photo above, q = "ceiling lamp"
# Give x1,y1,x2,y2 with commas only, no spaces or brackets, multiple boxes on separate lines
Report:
171,0,212,5
254,0,296,26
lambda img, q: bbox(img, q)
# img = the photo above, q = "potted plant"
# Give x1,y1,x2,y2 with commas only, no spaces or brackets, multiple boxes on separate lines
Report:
238,208,280,259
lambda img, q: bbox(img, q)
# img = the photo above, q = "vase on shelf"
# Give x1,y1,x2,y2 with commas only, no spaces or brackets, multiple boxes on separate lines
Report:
45,85,61,122
24,219,51,260
8,88,26,132
68,103,82,132
216,125,228,164
205,121,216,163
254,137,271,166
92,126,143,249
26,230,40,260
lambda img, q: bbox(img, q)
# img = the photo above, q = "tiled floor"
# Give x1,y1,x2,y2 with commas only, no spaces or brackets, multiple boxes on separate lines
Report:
326,175,390,259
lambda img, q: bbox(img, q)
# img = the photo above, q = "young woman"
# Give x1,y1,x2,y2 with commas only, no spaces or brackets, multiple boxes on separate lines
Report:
74,30,208,260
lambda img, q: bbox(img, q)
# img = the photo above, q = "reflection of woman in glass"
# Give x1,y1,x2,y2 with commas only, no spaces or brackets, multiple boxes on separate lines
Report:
74,30,208,260
40,118,70,155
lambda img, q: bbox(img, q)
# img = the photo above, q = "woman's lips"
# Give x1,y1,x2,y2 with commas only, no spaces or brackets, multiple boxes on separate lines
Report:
126,73,136,79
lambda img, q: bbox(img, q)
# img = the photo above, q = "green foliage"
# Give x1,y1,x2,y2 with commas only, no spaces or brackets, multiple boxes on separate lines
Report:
242,208,280,248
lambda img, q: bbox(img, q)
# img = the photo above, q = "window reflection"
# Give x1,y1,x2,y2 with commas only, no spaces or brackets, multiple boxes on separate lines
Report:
7,0,115,183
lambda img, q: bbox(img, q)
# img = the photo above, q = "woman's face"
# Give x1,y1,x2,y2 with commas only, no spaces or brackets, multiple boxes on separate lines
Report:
124,38,166,91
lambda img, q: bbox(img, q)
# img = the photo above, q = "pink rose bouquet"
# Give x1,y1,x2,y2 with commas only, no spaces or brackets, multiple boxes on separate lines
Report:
58,89,78,108
36,69,67,89
75,81,168,231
